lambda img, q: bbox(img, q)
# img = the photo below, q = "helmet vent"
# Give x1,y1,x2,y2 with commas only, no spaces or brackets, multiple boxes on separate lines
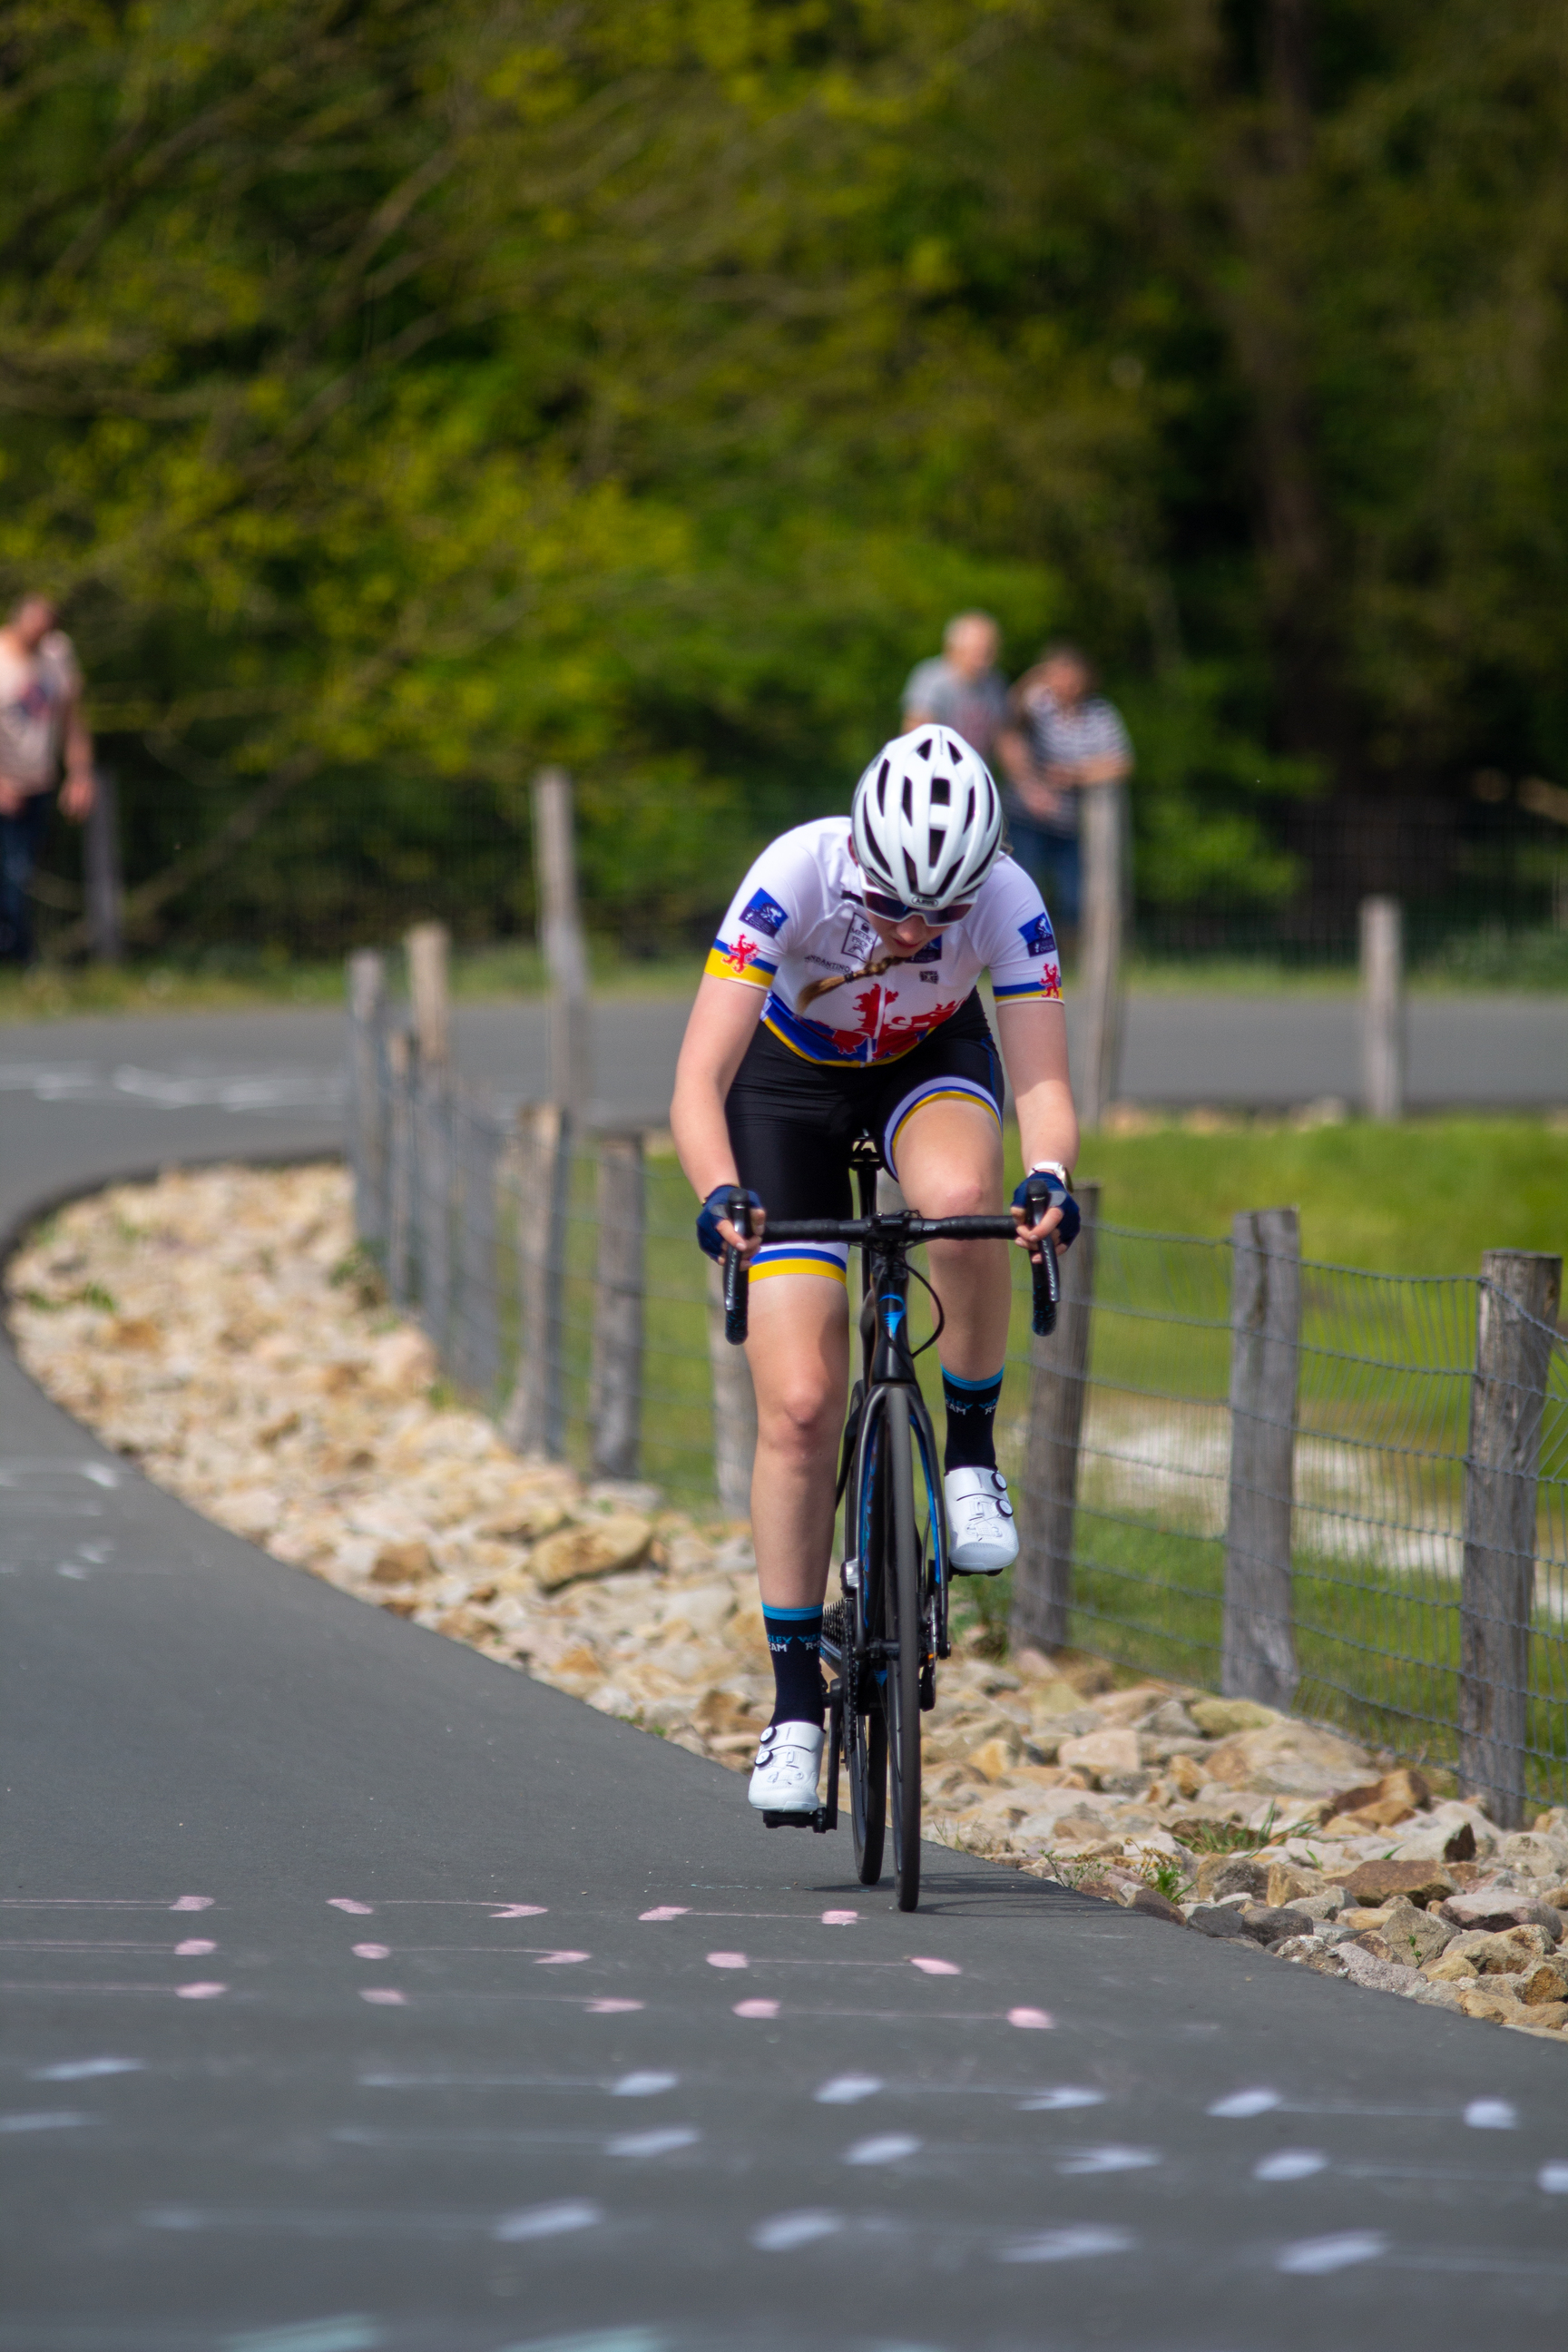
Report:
902,847,921,895
916,736,934,762
931,777,951,805
927,827,946,868
901,777,913,822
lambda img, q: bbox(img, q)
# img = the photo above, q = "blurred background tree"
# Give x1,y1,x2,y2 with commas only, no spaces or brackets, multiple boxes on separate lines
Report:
2,0,1565,958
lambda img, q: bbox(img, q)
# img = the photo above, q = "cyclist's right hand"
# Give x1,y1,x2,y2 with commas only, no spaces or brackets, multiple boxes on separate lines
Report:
697,1184,766,1263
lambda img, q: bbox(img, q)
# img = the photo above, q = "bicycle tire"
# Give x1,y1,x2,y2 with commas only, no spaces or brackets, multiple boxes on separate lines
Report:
883,1387,924,1913
847,1681,887,1886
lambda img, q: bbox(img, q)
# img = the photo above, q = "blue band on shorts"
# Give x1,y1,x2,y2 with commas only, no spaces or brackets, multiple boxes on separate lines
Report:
750,1240,850,1286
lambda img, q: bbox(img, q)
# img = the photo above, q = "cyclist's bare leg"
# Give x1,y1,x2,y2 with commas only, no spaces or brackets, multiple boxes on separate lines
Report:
744,1273,849,1611
893,1098,1009,1379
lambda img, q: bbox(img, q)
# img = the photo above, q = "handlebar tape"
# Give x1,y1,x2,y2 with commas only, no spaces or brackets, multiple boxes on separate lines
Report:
722,1188,751,1345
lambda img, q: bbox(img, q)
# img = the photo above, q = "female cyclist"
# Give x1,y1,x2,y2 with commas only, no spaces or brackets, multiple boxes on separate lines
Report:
670,726,1080,1817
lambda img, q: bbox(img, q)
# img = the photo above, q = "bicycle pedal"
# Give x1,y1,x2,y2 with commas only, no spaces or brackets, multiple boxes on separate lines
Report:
762,1807,834,1832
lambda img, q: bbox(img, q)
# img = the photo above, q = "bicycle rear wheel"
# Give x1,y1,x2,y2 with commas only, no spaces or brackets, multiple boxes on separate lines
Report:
882,1387,924,1912
847,1681,887,1886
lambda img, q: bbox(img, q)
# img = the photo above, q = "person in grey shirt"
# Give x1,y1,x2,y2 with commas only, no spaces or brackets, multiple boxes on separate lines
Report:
999,642,1132,945
902,612,1011,763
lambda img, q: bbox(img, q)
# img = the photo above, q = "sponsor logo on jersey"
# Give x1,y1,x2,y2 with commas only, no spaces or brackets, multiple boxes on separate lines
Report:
740,887,789,938
1042,968,1063,1001
839,909,877,964
720,935,761,976
1019,912,1057,959
909,937,942,962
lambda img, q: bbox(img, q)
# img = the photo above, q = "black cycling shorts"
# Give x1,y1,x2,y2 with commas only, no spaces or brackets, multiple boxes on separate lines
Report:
724,991,1004,1289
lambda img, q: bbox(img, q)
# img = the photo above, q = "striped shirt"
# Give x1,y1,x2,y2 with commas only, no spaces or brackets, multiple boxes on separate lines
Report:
1014,690,1132,838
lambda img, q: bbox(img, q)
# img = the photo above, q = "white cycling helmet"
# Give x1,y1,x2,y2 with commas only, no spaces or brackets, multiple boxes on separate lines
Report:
850,725,1004,912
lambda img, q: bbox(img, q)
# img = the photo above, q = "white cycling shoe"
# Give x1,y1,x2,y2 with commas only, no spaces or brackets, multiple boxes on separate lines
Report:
945,1465,1019,1574
748,1721,825,1813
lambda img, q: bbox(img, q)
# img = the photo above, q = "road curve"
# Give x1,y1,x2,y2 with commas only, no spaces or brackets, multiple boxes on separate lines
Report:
1,1012,1565,2351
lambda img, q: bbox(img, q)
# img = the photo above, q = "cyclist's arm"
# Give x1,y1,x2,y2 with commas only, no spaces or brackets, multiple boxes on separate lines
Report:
671,974,769,1258
994,998,1079,1248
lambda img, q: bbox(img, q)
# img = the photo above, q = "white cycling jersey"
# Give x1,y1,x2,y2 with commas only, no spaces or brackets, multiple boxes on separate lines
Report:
705,817,1061,1066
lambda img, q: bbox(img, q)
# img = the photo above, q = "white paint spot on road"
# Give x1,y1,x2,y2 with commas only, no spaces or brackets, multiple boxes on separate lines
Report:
171,1896,214,1912
732,1999,779,2019
907,1956,959,1976
175,1940,216,1956
31,2056,142,2081
494,2200,603,2242
226,2319,383,2352
586,1999,644,2015
1209,2088,1280,2118
175,1982,227,2000
352,1945,390,1960
640,1907,689,1922
815,2074,883,2105
535,1951,591,1966
1256,2150,1328,2182
0,2111,91,2132
489,1906,548,1919
1465,2099,1516,2131
844,2133,921,2166
820,1910,857,1926
750,2210,842,2252
359,1989,406,2007
1276,2231,1387,2275
606,2127,700,2158
998,2226,1135,2264
1006,2007,1053,2030
611,2073,677,2098
1540,2161,1568,2193
1057,2146,1160,2175
706,1951,748,1970
1018,2088,1103,2112
328,1900,374,1916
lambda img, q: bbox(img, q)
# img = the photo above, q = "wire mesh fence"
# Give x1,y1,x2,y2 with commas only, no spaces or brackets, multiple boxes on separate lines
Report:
347,972,1568,1821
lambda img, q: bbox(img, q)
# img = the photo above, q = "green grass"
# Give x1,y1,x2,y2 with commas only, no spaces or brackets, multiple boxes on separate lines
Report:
1070,1116,1568,1277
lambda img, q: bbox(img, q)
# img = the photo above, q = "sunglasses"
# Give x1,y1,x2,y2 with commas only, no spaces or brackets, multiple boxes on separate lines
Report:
860,889,975,926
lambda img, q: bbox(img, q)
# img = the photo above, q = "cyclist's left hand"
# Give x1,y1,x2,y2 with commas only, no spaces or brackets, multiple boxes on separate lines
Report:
697,1184,766,1263
1010,1168,1080,1257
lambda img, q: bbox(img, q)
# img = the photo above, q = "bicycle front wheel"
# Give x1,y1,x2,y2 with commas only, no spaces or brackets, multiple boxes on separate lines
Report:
882,1387,924,1913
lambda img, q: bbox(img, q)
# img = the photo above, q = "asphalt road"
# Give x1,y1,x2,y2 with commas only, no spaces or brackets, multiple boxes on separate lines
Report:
3,1014,1568,2348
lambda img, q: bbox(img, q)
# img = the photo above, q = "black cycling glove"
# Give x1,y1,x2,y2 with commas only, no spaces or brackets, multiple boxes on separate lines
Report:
1012,1166,1081,1250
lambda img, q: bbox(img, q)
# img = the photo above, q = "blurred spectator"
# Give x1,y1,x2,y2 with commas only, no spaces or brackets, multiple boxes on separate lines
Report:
997,641,1132,942
902,611,1010,763
0,595,94,965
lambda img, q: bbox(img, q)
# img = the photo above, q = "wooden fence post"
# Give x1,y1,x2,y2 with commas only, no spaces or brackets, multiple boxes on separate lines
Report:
1459,1250,1562,1827
534,767,592,1118
501,1102,573,1458
707,1260,758,1518
1013,1183,1100,1655
406,920,451,1073
451,1091,502,1403
413,1073,452,1357
1076,782,1124,1130
83,766,123,964
1359,896,1405,1122
1222,1207,1301,1709
589,1131,645,1479
384,1027,416,1308
346,950,387,1250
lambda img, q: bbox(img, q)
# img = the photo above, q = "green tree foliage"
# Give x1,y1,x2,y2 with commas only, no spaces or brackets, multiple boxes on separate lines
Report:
1,1,1564,949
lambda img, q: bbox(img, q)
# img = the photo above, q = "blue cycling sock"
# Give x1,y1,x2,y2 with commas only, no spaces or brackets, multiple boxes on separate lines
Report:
943,1366,1004,1474
763,1603,825,1728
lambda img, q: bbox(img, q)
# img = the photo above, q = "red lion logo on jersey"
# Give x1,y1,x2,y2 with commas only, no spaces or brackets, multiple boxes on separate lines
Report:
720,935,760,977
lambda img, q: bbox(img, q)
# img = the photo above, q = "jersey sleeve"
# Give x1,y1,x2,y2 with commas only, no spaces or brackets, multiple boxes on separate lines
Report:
704,841,801,993
977,859,1063,1005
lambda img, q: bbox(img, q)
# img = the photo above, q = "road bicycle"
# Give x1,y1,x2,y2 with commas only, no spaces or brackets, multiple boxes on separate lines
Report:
721,1148,1059,1913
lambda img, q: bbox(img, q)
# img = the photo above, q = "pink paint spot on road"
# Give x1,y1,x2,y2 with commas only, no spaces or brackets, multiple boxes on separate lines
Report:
352,1944,391,1960
174,1982,226,2000
360,1988,407,2006
328,1899,374,1915
586,1999,644,2014
489,1905,548,1919
535,1950,591,1966
1008,2006,1054,2030
170,1898,213,1913
821,1911,858,1926
640,1907,690,1922
174,1941,215,1957
908,1956,960,1976
733,1998,780,2020
707,1952,749,1970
